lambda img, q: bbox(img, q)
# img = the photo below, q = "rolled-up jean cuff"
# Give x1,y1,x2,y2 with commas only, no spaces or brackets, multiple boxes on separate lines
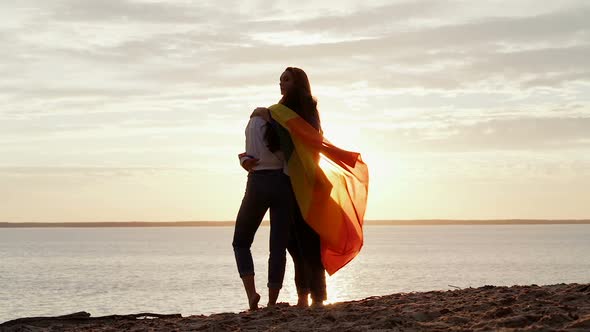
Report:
267,282,283,289
239,271,255,278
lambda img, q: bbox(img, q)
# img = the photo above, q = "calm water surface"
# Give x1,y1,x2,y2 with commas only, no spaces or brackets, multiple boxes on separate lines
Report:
1,225,589,323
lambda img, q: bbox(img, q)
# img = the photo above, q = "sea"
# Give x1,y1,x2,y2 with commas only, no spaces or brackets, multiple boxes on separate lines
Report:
1,224,589,323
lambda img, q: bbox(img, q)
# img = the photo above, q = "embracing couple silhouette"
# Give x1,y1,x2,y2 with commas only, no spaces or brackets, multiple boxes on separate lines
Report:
232,67,369,310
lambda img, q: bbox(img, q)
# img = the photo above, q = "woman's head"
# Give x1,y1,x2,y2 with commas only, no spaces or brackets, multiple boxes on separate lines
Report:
280,67,312,98
279,67,321,131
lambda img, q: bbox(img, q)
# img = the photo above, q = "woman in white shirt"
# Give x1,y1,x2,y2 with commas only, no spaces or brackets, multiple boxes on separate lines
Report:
232,110,294,310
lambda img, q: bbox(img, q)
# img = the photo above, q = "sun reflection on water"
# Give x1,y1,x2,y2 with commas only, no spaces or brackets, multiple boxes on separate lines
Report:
325,275,348,305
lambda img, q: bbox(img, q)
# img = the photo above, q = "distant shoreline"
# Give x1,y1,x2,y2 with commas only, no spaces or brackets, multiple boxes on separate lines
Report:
1,220,589,228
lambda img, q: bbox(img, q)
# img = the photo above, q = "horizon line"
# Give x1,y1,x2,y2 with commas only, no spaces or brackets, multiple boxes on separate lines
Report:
1,219,590,228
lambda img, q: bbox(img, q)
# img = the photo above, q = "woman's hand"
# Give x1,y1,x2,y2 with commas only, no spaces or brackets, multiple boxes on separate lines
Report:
250,107,270,122
242,158,260,172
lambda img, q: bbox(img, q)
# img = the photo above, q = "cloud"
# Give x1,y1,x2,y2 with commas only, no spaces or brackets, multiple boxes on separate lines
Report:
2,1,590,164
4,1,588,99
51,0,210,23
369,116,590,152
0,166,177,177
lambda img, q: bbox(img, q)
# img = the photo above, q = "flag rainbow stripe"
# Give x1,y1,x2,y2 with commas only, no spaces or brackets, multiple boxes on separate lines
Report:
269,104,369,275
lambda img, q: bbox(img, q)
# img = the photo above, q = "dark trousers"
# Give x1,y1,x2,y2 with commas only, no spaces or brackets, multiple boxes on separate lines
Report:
287,200,327,302
232,170,294,289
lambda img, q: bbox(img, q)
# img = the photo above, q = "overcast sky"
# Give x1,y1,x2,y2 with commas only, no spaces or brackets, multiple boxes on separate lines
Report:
1,0,589,222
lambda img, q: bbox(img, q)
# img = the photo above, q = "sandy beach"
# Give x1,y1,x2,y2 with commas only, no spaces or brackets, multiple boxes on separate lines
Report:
2,283,589,331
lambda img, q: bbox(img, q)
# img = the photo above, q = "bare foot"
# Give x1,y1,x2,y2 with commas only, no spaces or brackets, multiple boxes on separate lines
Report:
268,287,280,307
249,293,261,310
297,294,309,308
311,301,324,308
296,301,309,308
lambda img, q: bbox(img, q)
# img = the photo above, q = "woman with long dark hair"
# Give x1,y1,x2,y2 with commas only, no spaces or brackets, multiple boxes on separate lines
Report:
278,67,326,307
247,67,327,307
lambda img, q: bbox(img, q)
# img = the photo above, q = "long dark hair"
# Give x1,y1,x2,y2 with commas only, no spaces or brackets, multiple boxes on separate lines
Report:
265,67,322,153
280,67,322,132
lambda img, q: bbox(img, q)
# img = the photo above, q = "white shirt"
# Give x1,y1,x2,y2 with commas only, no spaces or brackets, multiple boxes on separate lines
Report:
239,117,286,172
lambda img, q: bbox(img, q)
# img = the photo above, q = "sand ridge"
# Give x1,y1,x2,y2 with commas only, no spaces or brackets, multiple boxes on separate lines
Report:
2,283,589,331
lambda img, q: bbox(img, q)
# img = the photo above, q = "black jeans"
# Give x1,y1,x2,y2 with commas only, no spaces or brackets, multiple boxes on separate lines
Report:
287,196,327,302
232,170,294,289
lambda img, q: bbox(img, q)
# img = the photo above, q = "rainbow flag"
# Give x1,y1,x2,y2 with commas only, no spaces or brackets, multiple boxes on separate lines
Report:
269,104,369,275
